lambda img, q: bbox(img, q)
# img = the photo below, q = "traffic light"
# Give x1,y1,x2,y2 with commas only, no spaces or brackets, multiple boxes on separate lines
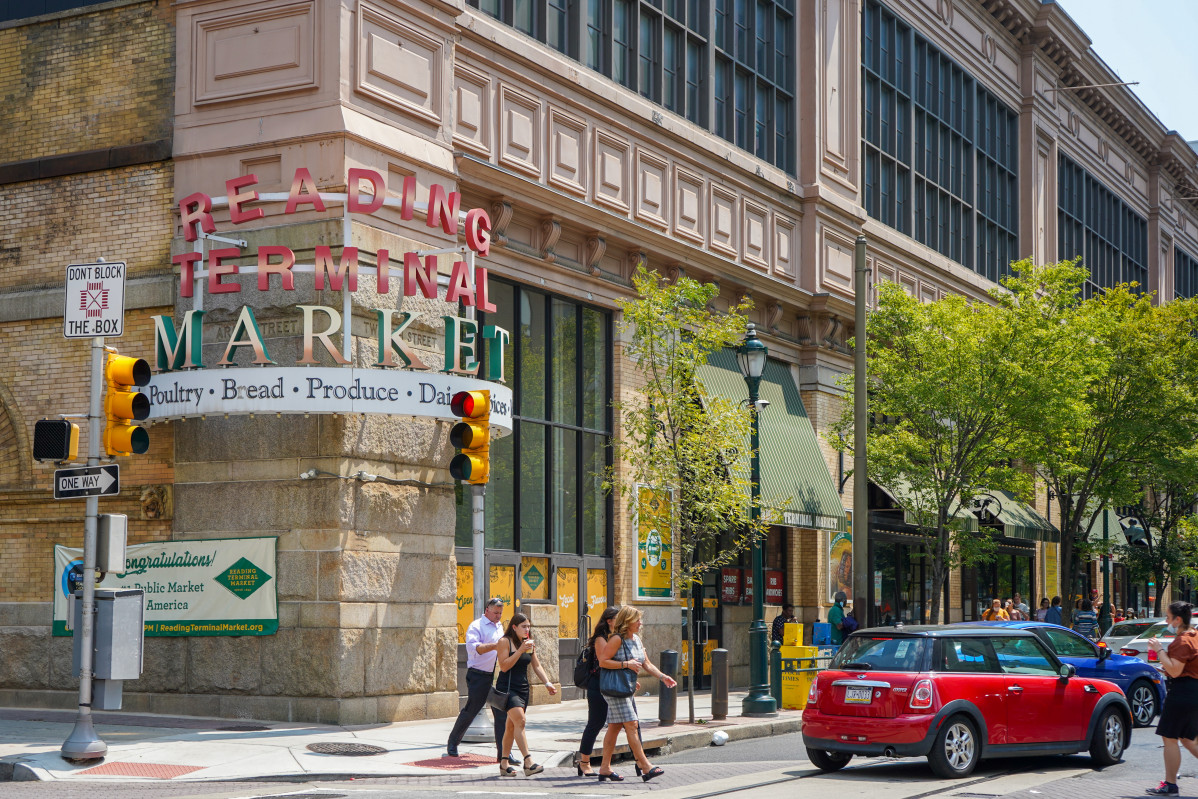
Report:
33,419,79,461
104,352,151,456
449,390,490,484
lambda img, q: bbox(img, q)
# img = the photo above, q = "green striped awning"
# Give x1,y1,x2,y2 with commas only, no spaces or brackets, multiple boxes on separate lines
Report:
874,479,980,533
697,350,848,532
1085,506,1153,548
980,490,1059,543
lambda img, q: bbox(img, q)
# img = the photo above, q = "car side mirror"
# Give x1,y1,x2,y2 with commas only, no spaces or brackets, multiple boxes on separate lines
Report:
1098,647,1111,662
1059,663,1076,679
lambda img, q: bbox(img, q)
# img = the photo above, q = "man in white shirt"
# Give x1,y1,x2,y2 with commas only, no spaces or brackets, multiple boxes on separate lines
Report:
446,597,508,759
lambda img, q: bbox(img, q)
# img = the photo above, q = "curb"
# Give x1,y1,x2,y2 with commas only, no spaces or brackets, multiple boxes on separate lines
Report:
0,716,802,782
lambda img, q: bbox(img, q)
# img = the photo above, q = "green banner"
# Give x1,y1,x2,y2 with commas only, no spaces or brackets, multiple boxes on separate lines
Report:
53,537,278,637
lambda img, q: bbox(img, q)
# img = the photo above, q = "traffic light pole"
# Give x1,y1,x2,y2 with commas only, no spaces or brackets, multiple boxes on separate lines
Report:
62,335,107,760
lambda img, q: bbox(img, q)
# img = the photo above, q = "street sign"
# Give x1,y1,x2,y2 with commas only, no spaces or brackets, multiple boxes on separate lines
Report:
53,464,120,499
64,261,126,338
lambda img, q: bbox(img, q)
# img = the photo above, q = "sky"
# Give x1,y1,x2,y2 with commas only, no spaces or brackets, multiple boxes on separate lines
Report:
1058,0,1198,144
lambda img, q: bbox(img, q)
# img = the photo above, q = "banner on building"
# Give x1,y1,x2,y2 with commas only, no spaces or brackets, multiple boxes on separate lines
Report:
457,564,474,644
634,485,674,601
53,537,277,636
829,530,853,603
557,567,578,639
488,564,516,627
1043,543,1059,599
586,568,608,631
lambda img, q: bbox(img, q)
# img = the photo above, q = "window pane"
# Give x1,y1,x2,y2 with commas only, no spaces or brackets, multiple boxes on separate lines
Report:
614,0,632,86
551,298,578,424
480,0,501,18
487,431,516,548
514,0,534,34
664,27,680,111
552,428,579,552
520,421,547,552
547,0,568,52
582,432,608,555
482,280,515,381
581,307,607,429
639,13,658,99
519,289,547,419
992,636,1057,675
586,0,604,71
455,485,471,547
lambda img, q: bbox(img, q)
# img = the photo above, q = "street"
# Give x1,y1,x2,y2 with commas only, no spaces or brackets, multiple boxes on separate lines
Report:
1,728,1189,799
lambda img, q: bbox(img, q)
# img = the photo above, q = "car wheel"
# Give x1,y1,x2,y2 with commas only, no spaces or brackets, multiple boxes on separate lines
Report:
1129,680,1158,727
1089,706,1126,767
927,716,979,779
806,748,852,772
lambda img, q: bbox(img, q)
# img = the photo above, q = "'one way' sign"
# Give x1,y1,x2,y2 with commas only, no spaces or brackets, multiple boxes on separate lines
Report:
53,464,120,499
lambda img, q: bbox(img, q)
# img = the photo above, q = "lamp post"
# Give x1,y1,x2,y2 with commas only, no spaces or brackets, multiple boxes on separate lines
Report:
737,323,777,717
1099,510,1112,634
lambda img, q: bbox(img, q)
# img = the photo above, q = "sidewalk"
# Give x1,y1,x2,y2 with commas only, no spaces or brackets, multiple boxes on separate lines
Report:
0,690,801,782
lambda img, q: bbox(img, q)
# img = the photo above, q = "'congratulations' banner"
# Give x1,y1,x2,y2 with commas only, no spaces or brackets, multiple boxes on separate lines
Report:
53,537,278,636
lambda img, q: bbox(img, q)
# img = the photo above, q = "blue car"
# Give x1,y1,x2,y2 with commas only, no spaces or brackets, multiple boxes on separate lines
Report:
955,620,1165,727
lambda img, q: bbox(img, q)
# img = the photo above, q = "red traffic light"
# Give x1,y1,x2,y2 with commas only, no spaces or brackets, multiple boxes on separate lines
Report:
450,390,489,418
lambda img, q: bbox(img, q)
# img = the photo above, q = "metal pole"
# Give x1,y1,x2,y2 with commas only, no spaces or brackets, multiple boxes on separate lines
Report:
62,335,107,761
1099,511,1112,633
742,377,776,716
711,648,729,721
853,236,870,625
657,650,678,727
461,482,494,743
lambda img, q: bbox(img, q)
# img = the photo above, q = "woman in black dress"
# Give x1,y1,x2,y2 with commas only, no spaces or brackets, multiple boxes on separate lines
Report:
495,612,557,777
1145,601,1198,796
575,606,620,776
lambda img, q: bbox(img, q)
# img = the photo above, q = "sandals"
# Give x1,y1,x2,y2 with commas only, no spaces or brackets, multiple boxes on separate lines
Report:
641,766,665,782
597,771,625,781
498,758,518,777
522,755,544,776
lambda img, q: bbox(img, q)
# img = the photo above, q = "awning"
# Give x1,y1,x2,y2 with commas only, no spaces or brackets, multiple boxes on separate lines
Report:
1086,506,1153,548
697,350,848,532
972,489,1059,543
873,479,979,533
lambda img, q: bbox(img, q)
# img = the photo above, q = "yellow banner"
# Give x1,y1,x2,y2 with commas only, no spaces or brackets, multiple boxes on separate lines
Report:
557,567,579,639
680,639,717,676
1044,543,1059,598
587,568,608,635
635,485,674,600
489,564,515,627
456,564,473,644
521,556,551,601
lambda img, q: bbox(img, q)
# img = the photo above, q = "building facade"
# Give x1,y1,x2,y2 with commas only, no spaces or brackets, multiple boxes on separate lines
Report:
0,0,1195,722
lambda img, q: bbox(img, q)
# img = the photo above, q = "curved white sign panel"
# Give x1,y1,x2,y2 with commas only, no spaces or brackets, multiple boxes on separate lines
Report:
144,367,513,434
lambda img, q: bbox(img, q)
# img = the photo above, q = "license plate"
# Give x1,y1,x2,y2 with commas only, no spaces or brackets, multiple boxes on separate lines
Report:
845,687,873,704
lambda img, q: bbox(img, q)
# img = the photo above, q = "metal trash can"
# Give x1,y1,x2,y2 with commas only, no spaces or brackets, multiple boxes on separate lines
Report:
779,644,816,710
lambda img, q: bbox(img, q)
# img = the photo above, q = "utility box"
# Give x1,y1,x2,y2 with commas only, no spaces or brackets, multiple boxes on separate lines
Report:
96,514,128,575
812,622,833,646
72,588,145,679
782,622,803,646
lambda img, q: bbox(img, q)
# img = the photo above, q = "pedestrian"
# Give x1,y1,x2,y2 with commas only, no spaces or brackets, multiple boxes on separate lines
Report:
1072,599,1099,640
982,598,1009,621
828,591,848,645
1035,597,1050,621
1006,599,1023,621
446,597,509,761
771,603,797,643
1013,593,1030,617
494,612,557,777
575,606,619,777
1145,601,1198,796
596,605,676,782
1045,595,1063,625
1115,607,1126,623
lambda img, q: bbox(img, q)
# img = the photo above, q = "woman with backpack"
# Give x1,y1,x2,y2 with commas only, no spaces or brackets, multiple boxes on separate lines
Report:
574,606,619,777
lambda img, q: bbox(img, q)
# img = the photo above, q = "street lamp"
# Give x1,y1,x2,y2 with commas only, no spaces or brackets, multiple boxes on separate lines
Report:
737,323,777,717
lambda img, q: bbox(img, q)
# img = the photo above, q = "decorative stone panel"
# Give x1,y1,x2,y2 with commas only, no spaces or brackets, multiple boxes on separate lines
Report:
548,109,587,196
635,149,669,228
593,130,630,213
356,3,443,124
673,168,704,243
193,2,317,106
820,228,854,293
710,185,737,256
743,200,769,270
499,86,542,178
774,215,797,278
453,64,492,155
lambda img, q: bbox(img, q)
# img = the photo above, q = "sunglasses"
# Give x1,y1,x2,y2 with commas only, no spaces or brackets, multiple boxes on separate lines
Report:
485,598,504,608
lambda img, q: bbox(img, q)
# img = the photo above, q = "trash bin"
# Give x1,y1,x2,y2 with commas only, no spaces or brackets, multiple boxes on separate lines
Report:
779,644,817,709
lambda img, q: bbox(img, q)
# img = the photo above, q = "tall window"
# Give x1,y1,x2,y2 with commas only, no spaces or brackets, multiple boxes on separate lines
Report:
862,0,1018,280
1177,247,1198,299
467,0,796,174
455,282,613,558
1058,155,1148,298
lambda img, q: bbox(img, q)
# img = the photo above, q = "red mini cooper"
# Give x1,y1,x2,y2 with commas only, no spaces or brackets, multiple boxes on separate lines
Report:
801,626,1131,778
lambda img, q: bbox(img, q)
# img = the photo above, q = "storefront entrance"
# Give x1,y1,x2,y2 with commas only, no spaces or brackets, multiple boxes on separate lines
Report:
871,536,929,626
962,545,1036,619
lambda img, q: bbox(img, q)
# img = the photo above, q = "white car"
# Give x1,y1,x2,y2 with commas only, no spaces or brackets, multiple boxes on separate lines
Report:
1101,617,1165,653
1118,622,1174,674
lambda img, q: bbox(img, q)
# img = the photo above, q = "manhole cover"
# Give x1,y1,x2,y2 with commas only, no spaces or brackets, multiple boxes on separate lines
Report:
306,742,388,756
217,724,271,732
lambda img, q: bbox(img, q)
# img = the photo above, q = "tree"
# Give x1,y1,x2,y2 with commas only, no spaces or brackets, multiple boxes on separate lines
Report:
1023,286,1198,622
610,266,771,723
833,260,1092,624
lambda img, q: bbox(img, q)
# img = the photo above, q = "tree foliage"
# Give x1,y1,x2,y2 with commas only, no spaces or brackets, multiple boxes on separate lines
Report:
611,265,771,722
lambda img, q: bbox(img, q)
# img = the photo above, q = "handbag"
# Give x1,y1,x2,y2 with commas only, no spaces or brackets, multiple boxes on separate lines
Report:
567,642,591,694
486,656,508,712
599,639,636,698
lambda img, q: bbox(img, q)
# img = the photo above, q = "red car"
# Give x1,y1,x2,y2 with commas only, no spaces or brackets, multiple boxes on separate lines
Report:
802,626,1131,778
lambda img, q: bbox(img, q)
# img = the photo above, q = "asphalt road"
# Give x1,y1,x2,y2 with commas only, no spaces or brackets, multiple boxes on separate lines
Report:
1,727,1190,799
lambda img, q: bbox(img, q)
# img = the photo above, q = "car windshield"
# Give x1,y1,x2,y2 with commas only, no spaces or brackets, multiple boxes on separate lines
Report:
1107,621,1155,638
829,636,928,672
1133,623,1171,640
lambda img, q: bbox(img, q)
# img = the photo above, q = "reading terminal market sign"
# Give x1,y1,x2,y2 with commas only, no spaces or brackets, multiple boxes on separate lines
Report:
143,167,512,432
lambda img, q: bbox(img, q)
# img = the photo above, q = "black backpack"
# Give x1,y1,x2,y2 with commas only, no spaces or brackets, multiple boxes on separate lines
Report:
842,610,859,634
572,644,594,689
